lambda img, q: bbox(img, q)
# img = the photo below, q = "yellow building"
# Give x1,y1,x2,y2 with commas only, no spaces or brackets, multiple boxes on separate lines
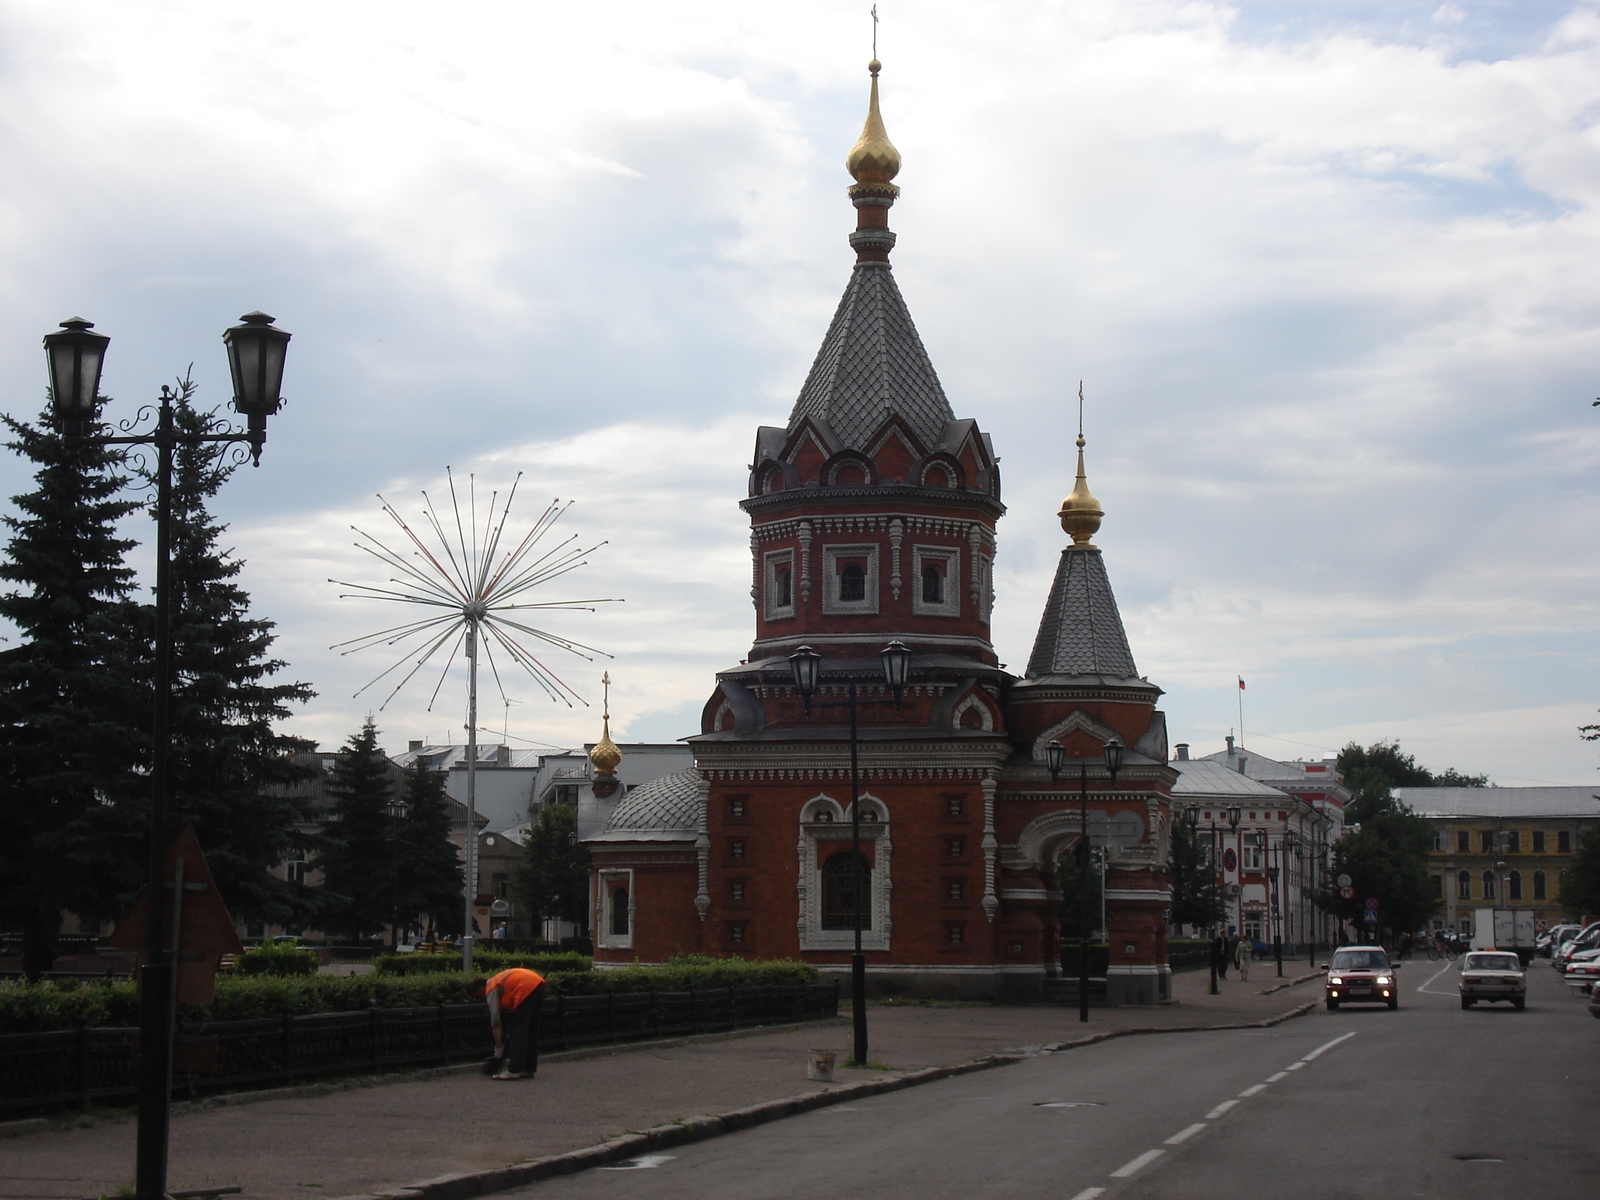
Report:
1396,787,1600,936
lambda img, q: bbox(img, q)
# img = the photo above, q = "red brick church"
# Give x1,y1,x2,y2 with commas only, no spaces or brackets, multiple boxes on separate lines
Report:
586,61,1176,1003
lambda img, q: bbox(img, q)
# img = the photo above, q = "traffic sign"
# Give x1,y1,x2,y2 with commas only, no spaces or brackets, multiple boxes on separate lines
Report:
1339,886,1354,900
1336,874,1352,888
1362,910,1378,923
1364,897,1379,911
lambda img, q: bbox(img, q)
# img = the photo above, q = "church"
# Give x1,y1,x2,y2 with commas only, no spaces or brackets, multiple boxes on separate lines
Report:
585,60,1177,1004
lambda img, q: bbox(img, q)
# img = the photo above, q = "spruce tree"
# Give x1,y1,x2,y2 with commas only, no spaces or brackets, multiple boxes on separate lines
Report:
316,718,400,939
153,385,318,926
393,761,464,940
0,402,143,979
1168,817,1225,932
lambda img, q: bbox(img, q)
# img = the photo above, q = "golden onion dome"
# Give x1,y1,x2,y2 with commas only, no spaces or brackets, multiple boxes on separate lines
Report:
846,59,901,190
1059,434,1104,547
590,714,621,776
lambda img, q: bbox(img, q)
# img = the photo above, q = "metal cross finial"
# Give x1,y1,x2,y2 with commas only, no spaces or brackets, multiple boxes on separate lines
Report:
871,5,878,58
602,670,611,721
1077,380,1085,439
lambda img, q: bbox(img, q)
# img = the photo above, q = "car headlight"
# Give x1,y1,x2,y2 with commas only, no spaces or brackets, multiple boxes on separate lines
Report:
1376,976,1391,985
1329,977,1342,985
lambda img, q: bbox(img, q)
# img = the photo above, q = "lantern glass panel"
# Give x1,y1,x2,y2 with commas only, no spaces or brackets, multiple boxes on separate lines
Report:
880,639,911,690
43,319,108,419
224,312,290,416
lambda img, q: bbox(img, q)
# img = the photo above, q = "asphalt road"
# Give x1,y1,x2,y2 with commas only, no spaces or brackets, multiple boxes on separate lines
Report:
511,961,1599,1199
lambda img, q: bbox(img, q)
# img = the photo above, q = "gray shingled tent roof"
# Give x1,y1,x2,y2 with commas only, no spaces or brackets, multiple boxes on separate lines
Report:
1025,547,1141,682
787,263,955,452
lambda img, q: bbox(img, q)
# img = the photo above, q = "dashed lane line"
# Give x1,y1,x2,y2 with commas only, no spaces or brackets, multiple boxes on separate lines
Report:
1067,1189,1106,1200
1265,1071,1288,1082
1285,1061,1306,1071
1109,1149,1166,1179
1300,1031,1357,1062
1164,1123,1207,1146
1238,1083,1267,1097
1205,1100,1238,1119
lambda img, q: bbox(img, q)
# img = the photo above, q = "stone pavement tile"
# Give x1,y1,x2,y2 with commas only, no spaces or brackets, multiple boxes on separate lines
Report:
0,972,1325,1200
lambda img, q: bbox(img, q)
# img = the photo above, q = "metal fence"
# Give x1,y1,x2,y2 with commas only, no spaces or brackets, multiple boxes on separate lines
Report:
0,982,839,1117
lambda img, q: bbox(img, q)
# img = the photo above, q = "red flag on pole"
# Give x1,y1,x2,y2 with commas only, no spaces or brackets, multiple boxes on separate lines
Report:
1238,677,1246,690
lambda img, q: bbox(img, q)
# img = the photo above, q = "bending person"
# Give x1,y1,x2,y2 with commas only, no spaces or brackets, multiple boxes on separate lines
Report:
471,966,547,1080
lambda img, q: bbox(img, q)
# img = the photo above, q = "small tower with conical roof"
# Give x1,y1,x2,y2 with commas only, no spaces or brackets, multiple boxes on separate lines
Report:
589,672,622,798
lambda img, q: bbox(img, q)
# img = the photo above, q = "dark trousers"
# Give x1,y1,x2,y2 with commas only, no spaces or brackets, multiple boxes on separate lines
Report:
504,985,545,1075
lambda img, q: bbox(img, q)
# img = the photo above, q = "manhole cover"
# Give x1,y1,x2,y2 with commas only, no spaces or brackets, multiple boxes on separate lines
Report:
1034,1101,1103,1108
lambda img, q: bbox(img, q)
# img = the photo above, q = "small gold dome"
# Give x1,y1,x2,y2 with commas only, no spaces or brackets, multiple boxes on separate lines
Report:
846,59,901,190
590,716,621,776
1058,435,1104,547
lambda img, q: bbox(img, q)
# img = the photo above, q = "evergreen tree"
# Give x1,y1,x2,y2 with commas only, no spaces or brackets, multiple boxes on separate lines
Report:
1168,816,1225,931
393,761,464,940
0,402,143,979
1056,844,1104,944
316,718,400,939
140,385,318,927
512,801,589,940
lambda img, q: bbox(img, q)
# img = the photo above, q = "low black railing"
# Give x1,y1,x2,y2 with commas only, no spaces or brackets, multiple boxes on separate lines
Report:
0,982,840,1116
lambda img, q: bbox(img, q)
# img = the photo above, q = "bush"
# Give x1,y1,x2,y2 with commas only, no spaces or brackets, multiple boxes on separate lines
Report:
0,957,821,1032
372,950,591,977
235,943,319,976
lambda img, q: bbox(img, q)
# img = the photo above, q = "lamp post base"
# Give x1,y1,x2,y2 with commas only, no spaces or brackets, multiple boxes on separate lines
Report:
134,961,174,1200
850,952,867,1066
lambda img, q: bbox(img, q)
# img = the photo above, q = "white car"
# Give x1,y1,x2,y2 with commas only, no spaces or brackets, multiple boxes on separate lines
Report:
1458,951,1526,1010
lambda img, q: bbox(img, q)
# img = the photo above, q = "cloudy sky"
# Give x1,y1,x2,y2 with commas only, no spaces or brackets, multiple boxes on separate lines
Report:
1,0,1597,784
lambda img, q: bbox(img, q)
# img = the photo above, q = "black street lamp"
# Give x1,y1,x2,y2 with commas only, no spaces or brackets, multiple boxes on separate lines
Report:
1225,805,1242,941
44,312,290,1200
1266,858,1283,977
1046,737,1121,1023
1185,805,1220,996
788,642,911,1066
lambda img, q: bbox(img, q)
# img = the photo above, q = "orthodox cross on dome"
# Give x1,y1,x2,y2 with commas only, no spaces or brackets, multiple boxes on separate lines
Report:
590,670,622,777
1059,381,1105,548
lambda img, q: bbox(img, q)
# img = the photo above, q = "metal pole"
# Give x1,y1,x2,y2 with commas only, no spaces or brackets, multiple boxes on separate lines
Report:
1274,842,1283,977
1208,822,1218,996
462,621,478,975
134,391,175,1200
848,682,867,1065
1079,762,1089,1024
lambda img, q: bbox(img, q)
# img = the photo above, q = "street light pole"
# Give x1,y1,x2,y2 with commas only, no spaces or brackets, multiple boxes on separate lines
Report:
44,313,289,1200
1185,806,1219,996
1267,853,1282,977
788,641,909,1068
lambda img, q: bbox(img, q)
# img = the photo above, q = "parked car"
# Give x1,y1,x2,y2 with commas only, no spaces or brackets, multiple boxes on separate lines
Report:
1565,956,1600,994
1325,945,1400,1010
1458,951,1526,1010
1589,981,1600,1020
1558,945,1600,975
1552,925,1600,969
1540,924,1583,957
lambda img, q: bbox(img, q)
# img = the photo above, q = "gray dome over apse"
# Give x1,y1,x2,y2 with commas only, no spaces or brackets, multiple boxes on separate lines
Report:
595,768,703,840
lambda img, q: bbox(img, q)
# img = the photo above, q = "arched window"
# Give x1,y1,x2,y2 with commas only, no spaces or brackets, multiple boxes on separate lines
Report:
609,887,629,937
1508,870,1522,900
774,567,792,609
1482,871,1495,900
1457,870,1470,899
922,563,944,604
1533,870,1546,900
839,563,866,603
821,850,871,931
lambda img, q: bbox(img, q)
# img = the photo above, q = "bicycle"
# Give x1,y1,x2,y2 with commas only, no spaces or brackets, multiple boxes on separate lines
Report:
1426,940,1463,962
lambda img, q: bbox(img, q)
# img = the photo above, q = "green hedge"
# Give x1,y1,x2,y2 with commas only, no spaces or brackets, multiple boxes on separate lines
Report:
0,957,820,1032
235,944,319,976
372,950,591,976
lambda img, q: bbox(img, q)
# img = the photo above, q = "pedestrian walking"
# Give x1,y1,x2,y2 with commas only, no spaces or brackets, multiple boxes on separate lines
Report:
470,966,547,1080
1213,933,1229,980
1233,935,1250,982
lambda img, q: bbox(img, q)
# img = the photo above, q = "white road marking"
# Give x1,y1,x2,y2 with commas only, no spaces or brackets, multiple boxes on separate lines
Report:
1285,1061,1306,1071
1417,961,1457,995
1164,1123,1207,1145
1238,1083,1267,1097
1110,1149,1166,1178
1068,1189,1106,1200
1266,1071,1288,1082
1206,1100,1239,1119
599,1155,676,1171
1300,1031,1357,1062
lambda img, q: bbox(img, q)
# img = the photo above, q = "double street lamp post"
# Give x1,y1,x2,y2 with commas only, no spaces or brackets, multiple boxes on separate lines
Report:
43,313,291,1200
788,640,912,1067
1046,737,1123,1024
1184,805,1219,996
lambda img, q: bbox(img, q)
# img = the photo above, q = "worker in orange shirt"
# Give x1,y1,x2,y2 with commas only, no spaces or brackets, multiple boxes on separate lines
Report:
470,966,547,1080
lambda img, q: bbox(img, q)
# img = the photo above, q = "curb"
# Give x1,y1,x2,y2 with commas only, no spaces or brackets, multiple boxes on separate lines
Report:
1255,970,1323,996
0,1117,50,1140
327,1001,1317,1200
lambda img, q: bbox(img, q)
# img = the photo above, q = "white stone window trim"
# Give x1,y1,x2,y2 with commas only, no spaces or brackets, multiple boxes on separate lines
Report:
596,868,635,950
911,545,961,617
796,790,891,951
821,544,880,615
763,549,796,621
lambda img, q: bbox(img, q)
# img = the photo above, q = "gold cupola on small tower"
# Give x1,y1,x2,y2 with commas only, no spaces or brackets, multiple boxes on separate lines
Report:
1059,386,1104,548
589,672,622,796
846,59,901,199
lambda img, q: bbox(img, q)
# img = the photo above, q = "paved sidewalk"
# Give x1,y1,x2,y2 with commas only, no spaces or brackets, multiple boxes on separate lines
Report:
1,965,1325,1200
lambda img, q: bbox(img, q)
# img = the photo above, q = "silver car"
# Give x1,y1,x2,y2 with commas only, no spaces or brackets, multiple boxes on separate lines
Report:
1459,951,1526,1010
